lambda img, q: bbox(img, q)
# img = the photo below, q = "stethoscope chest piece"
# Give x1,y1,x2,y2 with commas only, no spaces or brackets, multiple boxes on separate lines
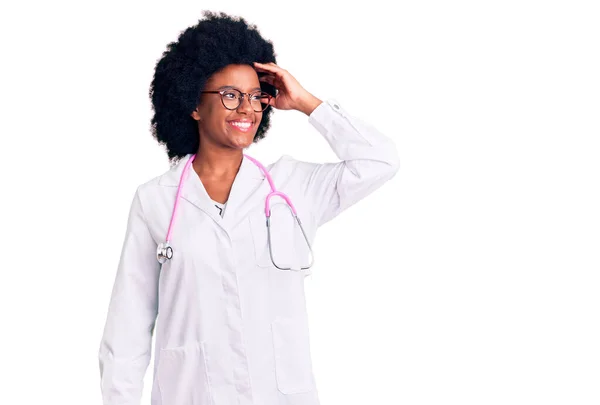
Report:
157,242,173,264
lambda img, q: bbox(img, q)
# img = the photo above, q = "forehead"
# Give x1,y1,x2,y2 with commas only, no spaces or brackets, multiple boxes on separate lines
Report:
205,64,260,89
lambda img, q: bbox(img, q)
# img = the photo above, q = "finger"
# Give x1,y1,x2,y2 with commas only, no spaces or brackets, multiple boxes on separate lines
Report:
254,61,276,67
254,62,286,75
259,75,276,85
254,65,278,76
255,67,280,79
253,62,273,71
267,62,287,74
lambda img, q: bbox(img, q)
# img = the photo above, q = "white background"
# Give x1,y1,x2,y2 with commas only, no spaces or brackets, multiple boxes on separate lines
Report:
0,1,598,404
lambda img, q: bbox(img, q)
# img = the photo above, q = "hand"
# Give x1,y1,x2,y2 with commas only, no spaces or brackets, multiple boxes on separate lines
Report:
254,62,322,115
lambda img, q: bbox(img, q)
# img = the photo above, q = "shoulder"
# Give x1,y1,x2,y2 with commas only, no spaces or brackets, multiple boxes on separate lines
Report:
264,154,328,200
129,161,182,213
267,154,320,177
136,155,191,196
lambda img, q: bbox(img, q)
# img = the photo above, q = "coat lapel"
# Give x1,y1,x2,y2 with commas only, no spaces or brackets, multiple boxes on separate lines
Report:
158,153,271,234
220,154,270,229
158,154,222,228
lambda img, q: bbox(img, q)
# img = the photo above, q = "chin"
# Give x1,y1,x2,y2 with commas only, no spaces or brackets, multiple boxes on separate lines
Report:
226,137,254,150
227,132,256,149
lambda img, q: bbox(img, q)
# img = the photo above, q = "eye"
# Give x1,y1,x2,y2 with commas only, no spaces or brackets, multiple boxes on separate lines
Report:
222,91,238,99
251,92,269,100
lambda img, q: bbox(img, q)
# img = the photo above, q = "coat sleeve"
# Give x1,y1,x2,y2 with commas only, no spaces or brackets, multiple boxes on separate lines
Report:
98,187,160,405
298,99,400,227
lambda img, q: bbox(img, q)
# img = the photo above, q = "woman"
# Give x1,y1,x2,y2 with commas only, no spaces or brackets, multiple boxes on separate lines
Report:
98,11,400,405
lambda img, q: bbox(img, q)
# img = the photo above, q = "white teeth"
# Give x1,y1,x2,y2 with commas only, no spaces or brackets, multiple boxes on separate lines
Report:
230,121,251,127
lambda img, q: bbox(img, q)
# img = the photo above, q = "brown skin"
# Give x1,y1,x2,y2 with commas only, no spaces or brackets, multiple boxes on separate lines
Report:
190,62,322,204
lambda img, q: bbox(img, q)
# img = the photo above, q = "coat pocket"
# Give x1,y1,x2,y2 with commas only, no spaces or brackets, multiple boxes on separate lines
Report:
157,342,213,405
249,203,313,272
271,316,316,394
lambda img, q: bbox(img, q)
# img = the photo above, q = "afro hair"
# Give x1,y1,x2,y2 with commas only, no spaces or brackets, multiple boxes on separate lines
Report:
149,11,278,164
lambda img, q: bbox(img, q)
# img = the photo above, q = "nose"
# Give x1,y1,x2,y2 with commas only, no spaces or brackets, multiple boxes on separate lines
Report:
237,93,255,113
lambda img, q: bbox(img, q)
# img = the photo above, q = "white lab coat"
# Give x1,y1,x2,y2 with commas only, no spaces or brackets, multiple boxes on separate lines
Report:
98,99,400,405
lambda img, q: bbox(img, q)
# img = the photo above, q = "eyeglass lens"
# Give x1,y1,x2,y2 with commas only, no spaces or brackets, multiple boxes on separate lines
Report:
221,89,270,111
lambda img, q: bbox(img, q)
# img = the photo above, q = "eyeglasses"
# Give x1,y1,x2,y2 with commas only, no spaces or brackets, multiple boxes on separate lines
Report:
201,88,273,112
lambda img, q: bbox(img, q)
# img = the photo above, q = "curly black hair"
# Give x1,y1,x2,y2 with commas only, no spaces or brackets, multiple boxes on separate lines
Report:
149,11,277,164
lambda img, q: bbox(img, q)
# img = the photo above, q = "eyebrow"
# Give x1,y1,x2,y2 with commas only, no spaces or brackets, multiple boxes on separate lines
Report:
217,85,262,92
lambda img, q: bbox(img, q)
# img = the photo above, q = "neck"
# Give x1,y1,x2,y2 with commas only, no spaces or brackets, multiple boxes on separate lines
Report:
192,146,243,179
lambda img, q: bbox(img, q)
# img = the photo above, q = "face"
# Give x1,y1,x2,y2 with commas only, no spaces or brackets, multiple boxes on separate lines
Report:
191,64,263,151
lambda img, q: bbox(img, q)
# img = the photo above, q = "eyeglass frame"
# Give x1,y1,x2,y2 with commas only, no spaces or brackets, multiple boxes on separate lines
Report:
201,88,273,112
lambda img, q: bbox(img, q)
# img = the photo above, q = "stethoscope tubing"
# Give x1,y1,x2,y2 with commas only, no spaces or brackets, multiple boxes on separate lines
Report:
156,153,314,270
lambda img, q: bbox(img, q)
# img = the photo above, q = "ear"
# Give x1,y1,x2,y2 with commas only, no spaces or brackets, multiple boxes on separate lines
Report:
191,108,202,121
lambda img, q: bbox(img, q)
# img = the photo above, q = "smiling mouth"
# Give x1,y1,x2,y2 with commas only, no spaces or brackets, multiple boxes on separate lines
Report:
228,121,254,133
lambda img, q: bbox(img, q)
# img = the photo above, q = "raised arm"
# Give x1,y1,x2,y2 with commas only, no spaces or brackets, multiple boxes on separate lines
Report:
297,99,400,226
253,62,400,227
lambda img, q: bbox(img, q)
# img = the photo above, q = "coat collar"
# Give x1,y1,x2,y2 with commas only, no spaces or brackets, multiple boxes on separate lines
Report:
158,153,265,186
158,153,270,232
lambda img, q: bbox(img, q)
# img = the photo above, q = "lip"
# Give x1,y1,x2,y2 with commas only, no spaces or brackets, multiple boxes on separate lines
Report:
227,119,255,133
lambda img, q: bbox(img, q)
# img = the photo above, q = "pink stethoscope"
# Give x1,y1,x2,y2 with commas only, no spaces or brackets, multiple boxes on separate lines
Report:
156,153,314,271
